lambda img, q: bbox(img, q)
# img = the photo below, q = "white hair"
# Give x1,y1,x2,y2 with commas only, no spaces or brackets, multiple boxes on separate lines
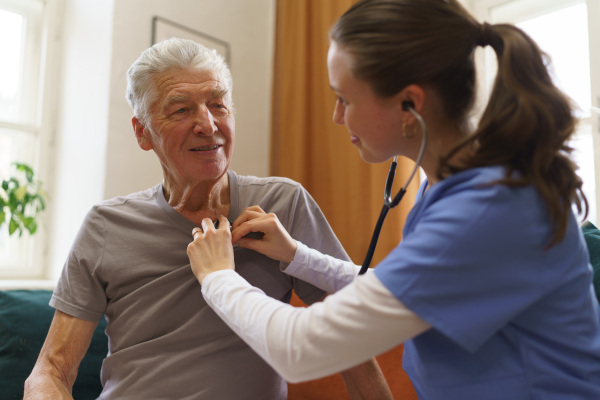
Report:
126,37,233,126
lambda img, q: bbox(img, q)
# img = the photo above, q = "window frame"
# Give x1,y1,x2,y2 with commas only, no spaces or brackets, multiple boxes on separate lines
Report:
468,0,600,226
0,0,43,127
0,0,60,281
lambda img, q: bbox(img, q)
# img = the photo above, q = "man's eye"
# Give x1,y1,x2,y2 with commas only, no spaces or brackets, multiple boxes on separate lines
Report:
337,96,346,106
175,108,187,114
212,103,230,114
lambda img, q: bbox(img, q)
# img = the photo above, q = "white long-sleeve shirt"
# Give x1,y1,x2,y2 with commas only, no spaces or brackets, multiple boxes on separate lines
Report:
282,241,363,292
201,242,431,383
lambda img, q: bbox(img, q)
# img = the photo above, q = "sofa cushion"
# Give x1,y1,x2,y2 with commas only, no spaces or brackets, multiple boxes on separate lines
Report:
0,289,107,400
582,221,600,303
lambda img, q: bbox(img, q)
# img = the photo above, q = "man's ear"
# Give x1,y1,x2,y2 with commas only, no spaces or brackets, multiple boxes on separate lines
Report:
132,116,153,151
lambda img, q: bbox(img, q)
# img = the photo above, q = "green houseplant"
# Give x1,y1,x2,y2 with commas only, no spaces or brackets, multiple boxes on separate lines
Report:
0,162,47,236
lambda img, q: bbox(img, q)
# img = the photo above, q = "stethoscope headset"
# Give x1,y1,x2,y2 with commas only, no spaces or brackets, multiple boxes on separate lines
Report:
358,101,428,275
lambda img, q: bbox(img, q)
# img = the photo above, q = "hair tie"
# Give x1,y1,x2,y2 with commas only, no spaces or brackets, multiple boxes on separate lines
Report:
478,22,492,47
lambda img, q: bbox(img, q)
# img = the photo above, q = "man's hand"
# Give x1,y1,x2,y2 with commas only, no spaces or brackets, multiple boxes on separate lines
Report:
188,215,236,283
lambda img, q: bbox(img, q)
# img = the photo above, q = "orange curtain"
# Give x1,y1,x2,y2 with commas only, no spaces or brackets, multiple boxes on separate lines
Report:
271,0,419,267
271,0,420,399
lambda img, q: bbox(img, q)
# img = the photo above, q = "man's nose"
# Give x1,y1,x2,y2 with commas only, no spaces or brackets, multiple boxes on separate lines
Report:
192,106,217,136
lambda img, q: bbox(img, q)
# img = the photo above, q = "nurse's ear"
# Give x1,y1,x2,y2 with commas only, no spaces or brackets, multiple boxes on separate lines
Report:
395,84,425,125
132,116,153,151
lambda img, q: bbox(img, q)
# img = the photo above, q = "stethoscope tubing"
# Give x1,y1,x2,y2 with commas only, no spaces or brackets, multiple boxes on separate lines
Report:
358,106,428,275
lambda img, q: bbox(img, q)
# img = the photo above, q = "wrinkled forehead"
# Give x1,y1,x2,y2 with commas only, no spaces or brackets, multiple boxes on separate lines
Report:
151,67,232,105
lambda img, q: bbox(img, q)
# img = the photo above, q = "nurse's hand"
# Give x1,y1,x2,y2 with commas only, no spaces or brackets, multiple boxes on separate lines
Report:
232,206,297,263
187,215,235,284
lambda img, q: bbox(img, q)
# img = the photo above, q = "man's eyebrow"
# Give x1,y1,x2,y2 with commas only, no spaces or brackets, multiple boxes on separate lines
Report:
161,88,229,107
163,95,189,107
212,88,229,99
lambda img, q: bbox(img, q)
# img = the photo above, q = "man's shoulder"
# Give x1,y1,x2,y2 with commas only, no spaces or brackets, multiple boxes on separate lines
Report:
91,184,162,213
78,184,165,234
230,171,314,213
230,171,308,202
231,171,303,191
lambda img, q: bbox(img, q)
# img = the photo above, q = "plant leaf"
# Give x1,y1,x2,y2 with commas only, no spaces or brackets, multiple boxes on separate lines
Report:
8,218,19,236
14,162,34,181
38,195,47,211
15,186,27,202
0,162,47,236
8,191,17,210
25,218,37,234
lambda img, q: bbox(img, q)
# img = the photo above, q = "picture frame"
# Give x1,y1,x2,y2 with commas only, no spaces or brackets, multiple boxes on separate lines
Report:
151,16,231,65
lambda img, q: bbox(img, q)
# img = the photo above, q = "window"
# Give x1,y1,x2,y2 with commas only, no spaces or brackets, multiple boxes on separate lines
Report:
471,0,599,226
0,0,45,278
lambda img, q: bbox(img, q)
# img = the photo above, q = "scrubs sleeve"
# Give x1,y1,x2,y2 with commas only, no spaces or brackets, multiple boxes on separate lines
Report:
375,181,557,352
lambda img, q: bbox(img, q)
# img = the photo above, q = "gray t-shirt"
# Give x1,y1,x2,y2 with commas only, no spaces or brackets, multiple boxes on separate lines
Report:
50,171,350,400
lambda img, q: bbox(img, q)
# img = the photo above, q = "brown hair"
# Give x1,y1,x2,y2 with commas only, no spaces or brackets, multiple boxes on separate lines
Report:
331,0,587,246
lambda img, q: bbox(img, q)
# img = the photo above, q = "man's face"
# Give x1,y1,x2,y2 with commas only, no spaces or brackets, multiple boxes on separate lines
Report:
135,68,235,186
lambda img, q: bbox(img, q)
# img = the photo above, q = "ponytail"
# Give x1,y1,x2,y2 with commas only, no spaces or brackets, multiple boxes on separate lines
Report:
440,23,588,246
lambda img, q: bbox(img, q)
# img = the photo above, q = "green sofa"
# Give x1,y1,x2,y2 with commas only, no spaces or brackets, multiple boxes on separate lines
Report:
0,290,107,400
583,221,600,303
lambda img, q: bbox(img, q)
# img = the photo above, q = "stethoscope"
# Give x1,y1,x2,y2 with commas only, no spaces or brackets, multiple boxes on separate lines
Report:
358,102,428,275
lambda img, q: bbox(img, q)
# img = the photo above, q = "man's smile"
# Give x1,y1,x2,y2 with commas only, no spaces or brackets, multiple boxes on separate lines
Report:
190,145,221,151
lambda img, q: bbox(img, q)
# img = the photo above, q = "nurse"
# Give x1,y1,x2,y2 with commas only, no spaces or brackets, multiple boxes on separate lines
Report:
186,0,600,398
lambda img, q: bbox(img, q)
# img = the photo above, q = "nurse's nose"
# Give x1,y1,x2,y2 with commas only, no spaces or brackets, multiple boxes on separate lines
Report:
332,98,345,125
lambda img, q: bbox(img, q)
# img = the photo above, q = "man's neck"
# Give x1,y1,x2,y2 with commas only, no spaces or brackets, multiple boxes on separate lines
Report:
163,172,230,225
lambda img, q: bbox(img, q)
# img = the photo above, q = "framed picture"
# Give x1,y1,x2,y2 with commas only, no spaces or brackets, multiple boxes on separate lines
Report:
151,16,231,64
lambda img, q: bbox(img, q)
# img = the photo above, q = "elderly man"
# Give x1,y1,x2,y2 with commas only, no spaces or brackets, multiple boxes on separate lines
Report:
24,38,392,399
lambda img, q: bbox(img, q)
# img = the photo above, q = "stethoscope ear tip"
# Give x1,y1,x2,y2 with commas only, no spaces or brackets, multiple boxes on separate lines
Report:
402,101,415,111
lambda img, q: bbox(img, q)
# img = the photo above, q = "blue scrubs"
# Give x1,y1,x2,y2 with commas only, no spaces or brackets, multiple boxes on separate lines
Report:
375,166,600,399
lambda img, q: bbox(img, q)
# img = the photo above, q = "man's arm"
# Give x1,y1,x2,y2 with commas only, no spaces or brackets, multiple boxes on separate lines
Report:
340,359,394,400
24,310,98,400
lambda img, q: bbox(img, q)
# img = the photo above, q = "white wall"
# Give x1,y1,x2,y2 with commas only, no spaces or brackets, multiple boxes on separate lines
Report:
47,0,113,280
47,0,276,280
